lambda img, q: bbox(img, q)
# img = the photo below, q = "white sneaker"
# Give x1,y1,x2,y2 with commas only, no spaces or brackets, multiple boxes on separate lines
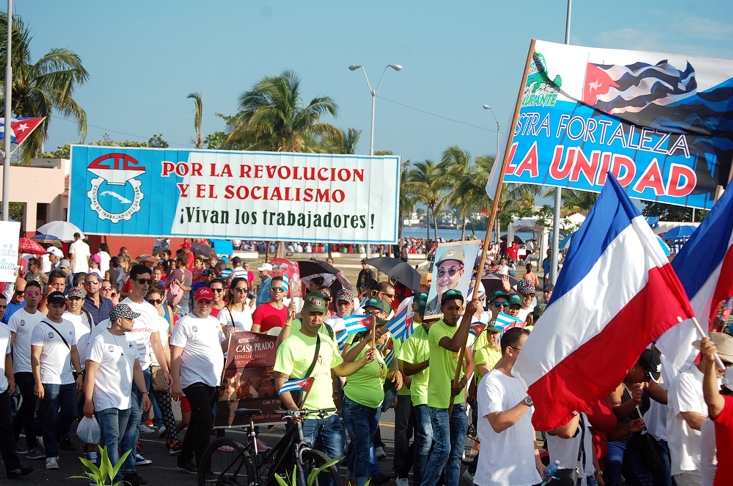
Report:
135,453,152,466
375,446,386,459
396,478,410,486
45,456,59,470
139,424,156,434
158,426,167,438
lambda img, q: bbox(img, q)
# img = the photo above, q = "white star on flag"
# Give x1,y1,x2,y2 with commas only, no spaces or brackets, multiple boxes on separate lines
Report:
17,123,28,132
588,79,602,91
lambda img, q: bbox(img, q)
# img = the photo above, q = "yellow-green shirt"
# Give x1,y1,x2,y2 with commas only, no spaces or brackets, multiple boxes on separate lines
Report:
427,319,466,408
343,345,387,408
274,329,343,415
398,325,430,406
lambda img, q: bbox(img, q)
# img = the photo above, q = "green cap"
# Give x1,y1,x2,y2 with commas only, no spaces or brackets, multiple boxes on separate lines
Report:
507,293,522,306
488,290,509,303
303,293,327,313
441,289,464,305
364,298,391,315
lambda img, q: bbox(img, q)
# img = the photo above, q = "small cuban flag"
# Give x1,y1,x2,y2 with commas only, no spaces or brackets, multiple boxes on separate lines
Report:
387,297,416,341
343,314,374,335
495,312,524,333
278,376,315,396
380,339,395,368
470,323,487,338
336,331,349,351
281,272,289,295
0,117,44,145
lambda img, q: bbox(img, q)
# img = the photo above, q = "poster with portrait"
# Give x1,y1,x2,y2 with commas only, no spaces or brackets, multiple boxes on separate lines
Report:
425,240,481,318
0,221,20,283
214,331,282,428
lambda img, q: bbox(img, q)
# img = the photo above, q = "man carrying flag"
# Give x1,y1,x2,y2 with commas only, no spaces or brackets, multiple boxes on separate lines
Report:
274,293,376,482
513,175,694,432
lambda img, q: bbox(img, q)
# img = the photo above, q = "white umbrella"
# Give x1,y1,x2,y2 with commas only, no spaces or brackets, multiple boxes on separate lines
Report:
37,221,85,242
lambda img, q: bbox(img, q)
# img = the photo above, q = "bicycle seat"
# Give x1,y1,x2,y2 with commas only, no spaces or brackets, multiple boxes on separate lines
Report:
234,408,262,417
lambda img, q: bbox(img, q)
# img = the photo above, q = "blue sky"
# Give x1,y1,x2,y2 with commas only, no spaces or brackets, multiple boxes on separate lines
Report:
15,1,733,165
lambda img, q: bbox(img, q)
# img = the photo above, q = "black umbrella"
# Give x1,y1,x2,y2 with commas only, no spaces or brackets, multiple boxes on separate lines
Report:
364,257,421,292
481,273,519,297
500,234,524,244
298,259,353,295
190,242,216,258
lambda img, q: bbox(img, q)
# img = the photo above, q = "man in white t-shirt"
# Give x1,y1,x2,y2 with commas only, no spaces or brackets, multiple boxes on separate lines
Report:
9,280,45,459
0,294,34,479
69,232,91,274
84,303,151,486
667,332,733,486
119,264,171,465
63,287,93,369
170,287,228,475
30,291,84,471
475,327,543,486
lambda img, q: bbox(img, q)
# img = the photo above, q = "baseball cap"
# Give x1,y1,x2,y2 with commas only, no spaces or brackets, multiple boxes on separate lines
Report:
437,247,465,266
637,349,662,381
109,303,141,321
517,279,536,296
441,289,464,305
303,293,327,314
202,268,215,276
335,288,354,303
488,290,509,303
485,324,503,333
59,259,70,269
66,287,85,300
539,283,555,292
92,254,102,264
49,247,63,258
364,298,391,315
507,293,523,306
180,242,191,249
195,287,215,301
47,291,66,305
257,263,273,272
420,273,433,285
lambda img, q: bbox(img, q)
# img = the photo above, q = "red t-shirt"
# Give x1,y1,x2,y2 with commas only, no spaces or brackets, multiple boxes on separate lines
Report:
712,395,733,486
252,302,287,333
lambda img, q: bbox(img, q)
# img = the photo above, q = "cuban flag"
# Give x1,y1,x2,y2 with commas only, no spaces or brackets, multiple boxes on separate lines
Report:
495,312,523,332
281,272,289,295
343,315,374,335
470,323,487,338
656,182,733,371
387,298,414,341
513,175,694,431
582,60,697,115
278,376,315,395
336,331,349,351
0,117,44,145
381,339,395,368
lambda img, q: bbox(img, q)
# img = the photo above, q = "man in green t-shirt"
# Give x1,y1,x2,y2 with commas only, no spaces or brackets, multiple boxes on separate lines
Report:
274,293,376,475
423,289,478,486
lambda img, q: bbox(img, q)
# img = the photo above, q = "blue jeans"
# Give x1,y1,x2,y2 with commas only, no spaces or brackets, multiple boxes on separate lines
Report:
343,396,380,486
606,441,626,486
39,383,77,458
300,414,344,486
413,404,434,486
97,408,132,483
621,436,672,486
423,404,468,486
120,380,143,475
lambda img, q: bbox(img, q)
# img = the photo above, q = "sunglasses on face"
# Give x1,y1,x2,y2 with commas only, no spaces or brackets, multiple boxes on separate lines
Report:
135,278,153,285
437,265,463,278
211,288,224,293
101,287,112,291
147,298,163,305
492,301,510,308
234,287,248,293
270,287,286,293
26,291,41,297
382,293,395,299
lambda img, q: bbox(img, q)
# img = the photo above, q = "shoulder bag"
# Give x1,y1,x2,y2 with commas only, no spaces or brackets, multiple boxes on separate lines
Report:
289,334,320,408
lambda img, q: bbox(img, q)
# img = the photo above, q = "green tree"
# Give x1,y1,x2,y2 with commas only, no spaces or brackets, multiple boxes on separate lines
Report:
642,201,707,222
0,12,89,163
408,159,451,240
187,91,203,149
41,134,169,159
453,154,494,237
439,145,474,239
204,131,227,150
225,70,342,152
542,187,598,216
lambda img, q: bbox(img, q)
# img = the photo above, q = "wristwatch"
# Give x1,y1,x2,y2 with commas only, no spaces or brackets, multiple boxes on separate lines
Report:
522,395,533,407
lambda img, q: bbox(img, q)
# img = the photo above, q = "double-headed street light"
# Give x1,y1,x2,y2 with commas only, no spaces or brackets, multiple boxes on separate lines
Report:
482,104,500,159
349,64,402,156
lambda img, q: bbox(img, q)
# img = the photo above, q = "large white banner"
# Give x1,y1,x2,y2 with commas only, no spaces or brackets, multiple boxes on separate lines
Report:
0,221,20,282
69,147,400,243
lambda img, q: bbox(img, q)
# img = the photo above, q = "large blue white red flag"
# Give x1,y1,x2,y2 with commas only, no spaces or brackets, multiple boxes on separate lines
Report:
0,117,44,145
513,175,694,431
278,377,315,395
386,297,414,341
656,183,733,371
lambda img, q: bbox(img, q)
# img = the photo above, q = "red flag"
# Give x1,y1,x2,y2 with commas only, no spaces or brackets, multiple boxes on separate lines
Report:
582,63,620,106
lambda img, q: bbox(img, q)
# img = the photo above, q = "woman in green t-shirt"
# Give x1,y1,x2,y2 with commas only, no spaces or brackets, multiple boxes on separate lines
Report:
341,299,402,486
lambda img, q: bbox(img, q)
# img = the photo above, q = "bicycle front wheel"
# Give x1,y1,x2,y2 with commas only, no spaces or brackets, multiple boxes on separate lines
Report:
198,437,253,486
298,448,342,486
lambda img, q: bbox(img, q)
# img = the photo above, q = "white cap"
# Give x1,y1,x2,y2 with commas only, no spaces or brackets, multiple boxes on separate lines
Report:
257,263,273,272
49,247,64,258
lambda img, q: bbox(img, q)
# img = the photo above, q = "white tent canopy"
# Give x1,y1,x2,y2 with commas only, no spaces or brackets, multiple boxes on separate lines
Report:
653,221,700,236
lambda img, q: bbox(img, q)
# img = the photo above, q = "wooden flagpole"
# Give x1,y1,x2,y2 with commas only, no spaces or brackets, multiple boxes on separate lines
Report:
448,39,538,415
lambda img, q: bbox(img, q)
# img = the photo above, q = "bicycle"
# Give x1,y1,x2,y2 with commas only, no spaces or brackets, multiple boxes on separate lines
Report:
197,407,342,486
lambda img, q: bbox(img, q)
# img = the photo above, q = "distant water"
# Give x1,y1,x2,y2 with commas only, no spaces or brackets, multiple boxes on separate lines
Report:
401,226,536,242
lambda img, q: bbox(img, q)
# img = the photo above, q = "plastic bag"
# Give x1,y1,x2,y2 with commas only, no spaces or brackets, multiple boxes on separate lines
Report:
77,416,101,444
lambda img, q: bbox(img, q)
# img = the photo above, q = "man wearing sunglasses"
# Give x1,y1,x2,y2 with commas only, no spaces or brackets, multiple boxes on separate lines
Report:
425,248,466,317
252,276,287,334
82,273,114,326
8,280,44,459
2,277,26,325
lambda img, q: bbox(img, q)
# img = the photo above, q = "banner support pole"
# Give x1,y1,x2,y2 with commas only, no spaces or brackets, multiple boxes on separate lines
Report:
2,0,12,222
448,39,537,416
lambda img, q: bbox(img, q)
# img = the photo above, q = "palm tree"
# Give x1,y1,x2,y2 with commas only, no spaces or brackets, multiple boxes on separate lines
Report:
453,154,494,238
439,145,473,239
187,91,203,149
408,159,451,240
226,70,342,152
542,187,598,216
0,12,88,163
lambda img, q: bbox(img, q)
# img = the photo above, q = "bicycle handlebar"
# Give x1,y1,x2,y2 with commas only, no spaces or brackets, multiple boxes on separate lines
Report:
274,408,337,419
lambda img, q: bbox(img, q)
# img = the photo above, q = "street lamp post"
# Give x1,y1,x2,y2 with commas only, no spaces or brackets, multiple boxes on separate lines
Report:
483,105,501,244
349,63,402,257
